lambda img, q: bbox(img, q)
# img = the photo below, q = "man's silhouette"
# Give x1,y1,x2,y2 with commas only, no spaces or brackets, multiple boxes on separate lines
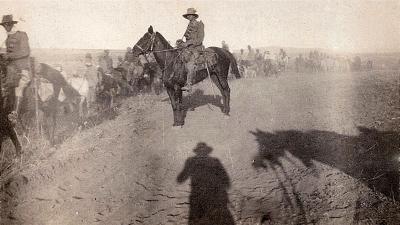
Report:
177,142,235,225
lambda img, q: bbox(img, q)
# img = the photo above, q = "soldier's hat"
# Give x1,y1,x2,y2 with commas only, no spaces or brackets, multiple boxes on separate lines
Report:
183,8,199,19
193,142,213,155
0,15,18,26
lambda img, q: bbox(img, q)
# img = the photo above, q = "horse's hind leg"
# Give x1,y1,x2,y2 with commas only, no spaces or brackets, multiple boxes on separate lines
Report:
175,88,185,126
210,73,230,115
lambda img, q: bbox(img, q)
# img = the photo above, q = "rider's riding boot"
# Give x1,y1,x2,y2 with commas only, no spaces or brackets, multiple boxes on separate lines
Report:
182,61,195,92
8,96,22,126
182,71,194,92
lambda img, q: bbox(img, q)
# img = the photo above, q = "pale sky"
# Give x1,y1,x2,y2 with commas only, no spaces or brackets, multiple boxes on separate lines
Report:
0,0,399,52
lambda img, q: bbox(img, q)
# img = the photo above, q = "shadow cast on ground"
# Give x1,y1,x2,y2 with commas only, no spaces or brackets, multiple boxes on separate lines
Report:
182,89,223,112
177,142,235,225
249,126,400,224
251,126,400,201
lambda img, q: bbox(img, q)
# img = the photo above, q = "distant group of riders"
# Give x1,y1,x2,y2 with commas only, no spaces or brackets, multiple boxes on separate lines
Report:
293,51,370,73
234,46,289,78
234,46,376,78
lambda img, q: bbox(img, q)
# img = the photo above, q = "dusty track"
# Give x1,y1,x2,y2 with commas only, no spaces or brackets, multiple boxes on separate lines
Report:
2,71,400,225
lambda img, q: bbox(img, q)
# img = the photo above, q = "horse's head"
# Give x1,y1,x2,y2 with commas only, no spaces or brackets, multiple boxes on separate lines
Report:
131,26,156,57
132,26,173,58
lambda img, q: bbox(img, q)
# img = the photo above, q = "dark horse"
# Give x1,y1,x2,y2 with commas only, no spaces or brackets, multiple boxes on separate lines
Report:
131,26,240,126
30,63,81,145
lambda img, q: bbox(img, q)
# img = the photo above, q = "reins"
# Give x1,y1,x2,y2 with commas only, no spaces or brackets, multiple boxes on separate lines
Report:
134,32,186,82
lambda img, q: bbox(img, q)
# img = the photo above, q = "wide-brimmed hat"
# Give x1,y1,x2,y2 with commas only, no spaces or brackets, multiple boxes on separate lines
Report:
193,142,213,155
0,15,18,26
183,8,199,19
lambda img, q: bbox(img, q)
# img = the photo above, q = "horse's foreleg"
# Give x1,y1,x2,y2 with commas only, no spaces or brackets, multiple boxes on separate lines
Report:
221,82,231,115
78,97,84,119
175,89,184,126
8,126,22,156
50,110,57,146
166,87,179,126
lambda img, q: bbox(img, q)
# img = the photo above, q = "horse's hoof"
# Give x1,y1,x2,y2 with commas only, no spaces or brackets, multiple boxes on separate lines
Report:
172,125,182,130
223,114,230,119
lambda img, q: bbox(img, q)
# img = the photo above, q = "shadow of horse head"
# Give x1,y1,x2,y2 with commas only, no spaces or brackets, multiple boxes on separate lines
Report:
250,126,400,201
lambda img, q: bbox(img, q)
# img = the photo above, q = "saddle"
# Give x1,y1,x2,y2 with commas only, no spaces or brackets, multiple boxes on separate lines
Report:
178,47,218,73
194,48,218,71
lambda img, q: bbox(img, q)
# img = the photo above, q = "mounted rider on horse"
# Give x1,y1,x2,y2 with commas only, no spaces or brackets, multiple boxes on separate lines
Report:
0,15,31,156
179,8,205,92
131,8,240,127
0,15,31,124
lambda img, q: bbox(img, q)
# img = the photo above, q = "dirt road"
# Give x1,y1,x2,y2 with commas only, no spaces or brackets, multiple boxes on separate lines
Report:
2,71,400,225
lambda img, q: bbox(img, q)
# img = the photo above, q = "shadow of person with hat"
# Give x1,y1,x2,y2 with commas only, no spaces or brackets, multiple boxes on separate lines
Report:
177,142,235,225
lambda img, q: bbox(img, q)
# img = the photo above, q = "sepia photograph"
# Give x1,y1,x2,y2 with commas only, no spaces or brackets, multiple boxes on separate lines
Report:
0,0,399,224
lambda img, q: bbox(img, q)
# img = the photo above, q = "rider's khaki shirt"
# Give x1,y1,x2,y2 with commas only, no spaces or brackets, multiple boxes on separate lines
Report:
184,20,204,47
6,31,30,70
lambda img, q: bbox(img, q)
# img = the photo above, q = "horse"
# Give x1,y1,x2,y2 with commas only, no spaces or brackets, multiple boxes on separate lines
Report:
263,59,279,77
131,26,240,127
96,68,119,113
111,66,133,96
277,55,289,72
143,61,163,95
133,54,163,95
26,63,81,145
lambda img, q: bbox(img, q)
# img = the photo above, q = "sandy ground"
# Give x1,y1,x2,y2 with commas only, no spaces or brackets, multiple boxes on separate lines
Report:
1,71,400,225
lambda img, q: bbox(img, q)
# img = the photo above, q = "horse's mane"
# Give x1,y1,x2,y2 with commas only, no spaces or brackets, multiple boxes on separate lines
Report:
155,32,173,49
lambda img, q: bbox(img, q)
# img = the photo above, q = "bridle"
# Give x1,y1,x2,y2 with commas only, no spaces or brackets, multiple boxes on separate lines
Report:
132,31,185,82
133,32,185,55
133,32,157,56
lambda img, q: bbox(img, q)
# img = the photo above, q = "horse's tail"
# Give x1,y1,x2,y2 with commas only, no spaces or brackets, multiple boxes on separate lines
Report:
227,51,241,79
209,47,241,79
221,49,241,79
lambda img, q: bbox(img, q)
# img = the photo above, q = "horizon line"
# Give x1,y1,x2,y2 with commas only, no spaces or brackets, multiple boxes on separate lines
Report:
30,47,400,55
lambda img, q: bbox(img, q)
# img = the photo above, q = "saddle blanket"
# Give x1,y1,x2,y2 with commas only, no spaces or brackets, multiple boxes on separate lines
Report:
179,48,218,72
194,48,218,71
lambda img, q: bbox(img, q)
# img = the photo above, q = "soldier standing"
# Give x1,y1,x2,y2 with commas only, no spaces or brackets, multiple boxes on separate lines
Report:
180,8,204,92
98,49,113,75
222,40,229,52
247,45,255,61
0,15,31,124
83,53,98,109
124,47,134,63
